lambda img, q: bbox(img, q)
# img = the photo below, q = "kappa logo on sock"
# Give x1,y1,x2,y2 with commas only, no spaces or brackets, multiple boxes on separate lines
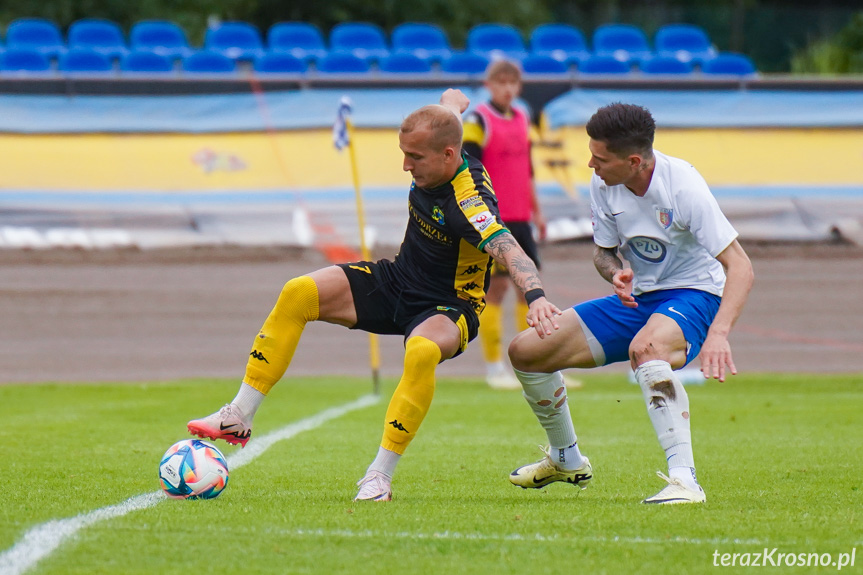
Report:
249,350,269,363
388,419,409,433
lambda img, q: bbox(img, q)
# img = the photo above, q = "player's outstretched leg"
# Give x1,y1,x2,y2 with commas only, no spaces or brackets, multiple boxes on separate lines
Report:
508,370,592,489
188,276,320,448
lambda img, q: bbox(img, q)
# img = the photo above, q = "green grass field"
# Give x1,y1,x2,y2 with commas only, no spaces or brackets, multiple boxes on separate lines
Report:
1,374,861,574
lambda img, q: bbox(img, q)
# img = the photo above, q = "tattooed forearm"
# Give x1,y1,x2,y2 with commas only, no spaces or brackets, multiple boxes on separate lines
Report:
594,245,623,283
485,233,542,293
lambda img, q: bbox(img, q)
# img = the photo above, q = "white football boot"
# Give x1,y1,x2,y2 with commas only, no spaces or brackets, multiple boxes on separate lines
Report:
642,472,706,504
187,404,252,448
509,446,592,489
354,471,393,502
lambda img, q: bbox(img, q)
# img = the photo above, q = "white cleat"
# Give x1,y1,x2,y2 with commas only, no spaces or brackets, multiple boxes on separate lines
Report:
642,472,706,504
187,403,252,448
354,471,393,502
509,447,592,489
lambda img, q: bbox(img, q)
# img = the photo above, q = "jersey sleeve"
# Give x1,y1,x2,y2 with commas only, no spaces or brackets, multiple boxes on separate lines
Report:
589,175,619,249
676,169,738,257
445,165,507,252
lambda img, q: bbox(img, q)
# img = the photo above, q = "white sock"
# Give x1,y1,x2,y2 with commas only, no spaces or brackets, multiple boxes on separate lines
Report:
367,446,400,478
634,360,696,472
232,382,265,421
669,466,700,490
514,369,585,470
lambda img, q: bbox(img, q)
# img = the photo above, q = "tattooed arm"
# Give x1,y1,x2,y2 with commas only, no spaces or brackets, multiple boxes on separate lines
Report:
594,245,637,308
484,232,561,337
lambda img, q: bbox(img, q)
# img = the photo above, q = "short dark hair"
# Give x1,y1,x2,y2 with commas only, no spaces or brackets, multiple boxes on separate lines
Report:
586,103,655,158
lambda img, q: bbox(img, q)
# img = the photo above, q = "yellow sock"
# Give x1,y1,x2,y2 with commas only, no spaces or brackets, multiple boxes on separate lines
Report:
381,336,441,455
478,302,503,363
244,276,319,395
515,300,530,332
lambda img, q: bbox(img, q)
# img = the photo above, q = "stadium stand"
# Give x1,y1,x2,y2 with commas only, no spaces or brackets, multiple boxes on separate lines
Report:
182,50,236,74
130,20,194,60
701,52,757,75
521,53,570,74
204,21,265,61
120,50,176,74
377,52,432,74
329,22,390,64
5,18,66,59
577,54,632,74
58,47,114,74
529,23,590,65
654,23,717,64
592,23,653,65
68,18,129,60
639,54,694,75
467,23,528,61
267,22,327,63
314,51,370,73
0,48,52,73
391,22,452,64
440,51,489,74
253,51,307,74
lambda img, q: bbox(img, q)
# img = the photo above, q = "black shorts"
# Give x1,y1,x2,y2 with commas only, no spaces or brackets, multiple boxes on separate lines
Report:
492,221,540,275
337,260,480,357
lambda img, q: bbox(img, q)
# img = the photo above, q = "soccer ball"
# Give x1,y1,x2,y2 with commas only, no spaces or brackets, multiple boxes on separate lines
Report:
158,439,229,500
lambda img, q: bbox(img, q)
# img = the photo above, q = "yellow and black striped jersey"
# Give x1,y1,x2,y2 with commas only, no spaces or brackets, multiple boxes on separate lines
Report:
391,152,508,316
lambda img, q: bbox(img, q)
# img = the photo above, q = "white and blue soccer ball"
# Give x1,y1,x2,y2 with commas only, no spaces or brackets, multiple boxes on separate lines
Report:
159,439,229,500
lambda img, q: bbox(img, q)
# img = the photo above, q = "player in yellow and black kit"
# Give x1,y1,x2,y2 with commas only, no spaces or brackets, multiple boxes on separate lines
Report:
187,89,563,502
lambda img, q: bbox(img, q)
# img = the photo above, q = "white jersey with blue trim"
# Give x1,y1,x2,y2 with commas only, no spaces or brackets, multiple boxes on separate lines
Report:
589,150,738,297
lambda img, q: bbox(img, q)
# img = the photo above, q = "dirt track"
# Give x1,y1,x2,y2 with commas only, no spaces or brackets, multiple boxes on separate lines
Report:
1,241,861,384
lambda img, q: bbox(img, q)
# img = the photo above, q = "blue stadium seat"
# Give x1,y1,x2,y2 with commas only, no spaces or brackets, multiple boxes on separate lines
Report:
253,52,307,74
701,52,756,75
521,54,569,74
377,52,431,74
329,22,390,63
205,21,265,61
467,23,527,61
120,50,175,74
0,48,52,73
391,23,452,64
639,55,693,75
592,23,653,65
529,23,590,65
68,18,129,60
130,20,193,60
654,24,717,64
315,51,370,73
440,51,489,74
182,50,236,74
6,18,66,59
267,22,327,63
58,48,114,74
577,54,631,74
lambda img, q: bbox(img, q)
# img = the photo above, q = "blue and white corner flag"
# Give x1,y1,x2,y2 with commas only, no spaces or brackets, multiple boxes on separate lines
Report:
333,96,353,151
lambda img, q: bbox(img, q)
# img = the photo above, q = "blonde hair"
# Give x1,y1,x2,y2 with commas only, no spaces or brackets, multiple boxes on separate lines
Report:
485,59,522,82
400,105,463,152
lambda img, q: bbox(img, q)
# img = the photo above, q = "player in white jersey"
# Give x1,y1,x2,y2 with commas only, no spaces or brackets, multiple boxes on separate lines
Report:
506,102,754,504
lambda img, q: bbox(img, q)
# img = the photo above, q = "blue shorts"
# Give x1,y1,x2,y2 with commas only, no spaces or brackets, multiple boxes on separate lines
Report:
573,288,721,367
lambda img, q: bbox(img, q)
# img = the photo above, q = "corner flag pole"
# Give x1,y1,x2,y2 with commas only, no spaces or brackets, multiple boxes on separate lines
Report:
335,97,381,394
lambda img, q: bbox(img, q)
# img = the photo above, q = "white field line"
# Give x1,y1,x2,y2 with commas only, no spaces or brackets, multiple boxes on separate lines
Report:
283,528,768,546
0,394,379,575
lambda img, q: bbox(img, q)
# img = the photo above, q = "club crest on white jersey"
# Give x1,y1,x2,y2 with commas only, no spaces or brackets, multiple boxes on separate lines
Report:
656,207,673,229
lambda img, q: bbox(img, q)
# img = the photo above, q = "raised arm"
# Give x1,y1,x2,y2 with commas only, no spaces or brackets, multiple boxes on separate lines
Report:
484,232,561,337
439,88,470,117
699,239,755,381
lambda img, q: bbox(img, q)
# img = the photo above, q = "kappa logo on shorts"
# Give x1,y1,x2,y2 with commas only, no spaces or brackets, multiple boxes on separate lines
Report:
461,264,482,275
